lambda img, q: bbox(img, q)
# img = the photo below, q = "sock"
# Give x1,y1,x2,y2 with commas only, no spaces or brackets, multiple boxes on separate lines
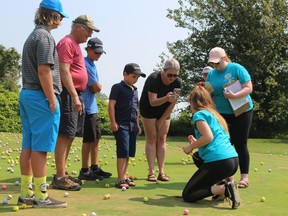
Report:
90,165,99,171
82,168,89,173
34,177,48,201
20,175,34,197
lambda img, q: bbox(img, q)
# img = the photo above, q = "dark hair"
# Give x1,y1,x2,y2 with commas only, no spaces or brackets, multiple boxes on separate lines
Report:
34,8,61,26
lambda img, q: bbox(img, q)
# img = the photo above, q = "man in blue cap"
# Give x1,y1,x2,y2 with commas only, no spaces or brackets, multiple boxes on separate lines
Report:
18,0,68,208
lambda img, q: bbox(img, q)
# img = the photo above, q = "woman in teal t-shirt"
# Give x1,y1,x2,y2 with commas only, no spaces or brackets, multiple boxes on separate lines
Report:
182,86,240,209
206,47,253,189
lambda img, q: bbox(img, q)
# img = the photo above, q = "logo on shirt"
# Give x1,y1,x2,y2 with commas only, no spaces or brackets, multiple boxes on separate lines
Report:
225,73,232,79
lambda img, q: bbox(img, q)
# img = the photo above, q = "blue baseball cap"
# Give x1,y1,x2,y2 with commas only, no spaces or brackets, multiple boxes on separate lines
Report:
39,0,69,18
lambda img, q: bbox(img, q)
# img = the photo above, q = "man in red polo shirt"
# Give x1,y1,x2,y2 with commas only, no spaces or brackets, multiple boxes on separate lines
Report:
52,15,100,191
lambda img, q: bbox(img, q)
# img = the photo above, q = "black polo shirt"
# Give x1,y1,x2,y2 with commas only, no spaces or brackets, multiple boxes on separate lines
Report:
109,81,139,131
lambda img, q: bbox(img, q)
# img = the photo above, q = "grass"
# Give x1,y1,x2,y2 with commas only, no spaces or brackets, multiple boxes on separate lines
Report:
0,132,287,216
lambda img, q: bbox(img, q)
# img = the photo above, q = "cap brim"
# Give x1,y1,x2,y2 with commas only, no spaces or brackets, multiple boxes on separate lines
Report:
208,57,221,63
59,12,69,18
87,24,100,32
131,71,146,78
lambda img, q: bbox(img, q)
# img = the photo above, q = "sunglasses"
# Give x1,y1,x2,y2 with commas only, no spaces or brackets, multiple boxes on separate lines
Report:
210,62,220,66
94,51,103,55
167,73,179,78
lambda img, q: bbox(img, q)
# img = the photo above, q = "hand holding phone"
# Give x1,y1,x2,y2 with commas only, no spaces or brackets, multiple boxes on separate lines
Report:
173,88,181,96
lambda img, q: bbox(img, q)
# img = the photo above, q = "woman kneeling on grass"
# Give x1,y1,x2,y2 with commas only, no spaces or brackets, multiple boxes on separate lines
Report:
181,86,240,209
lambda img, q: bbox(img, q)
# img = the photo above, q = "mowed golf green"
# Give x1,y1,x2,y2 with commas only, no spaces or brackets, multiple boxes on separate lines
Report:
0,132,287,216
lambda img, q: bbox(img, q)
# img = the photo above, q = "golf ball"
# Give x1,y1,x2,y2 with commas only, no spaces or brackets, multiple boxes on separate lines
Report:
12,206,19,212
121,186,126,191
183,209,190,215
90,212,97,216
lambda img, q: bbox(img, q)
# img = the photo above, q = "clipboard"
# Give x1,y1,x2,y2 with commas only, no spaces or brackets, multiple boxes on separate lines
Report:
223,79,250,117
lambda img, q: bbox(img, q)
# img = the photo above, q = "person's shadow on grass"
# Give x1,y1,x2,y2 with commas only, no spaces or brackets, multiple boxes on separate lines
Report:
129,194,233,210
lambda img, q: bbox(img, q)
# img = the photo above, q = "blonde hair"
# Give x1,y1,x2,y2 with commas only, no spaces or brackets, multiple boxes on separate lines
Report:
34,8,62,26
224,54,232,62
189,86,229,135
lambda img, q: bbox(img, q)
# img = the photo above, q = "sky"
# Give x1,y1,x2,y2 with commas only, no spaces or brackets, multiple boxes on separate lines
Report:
1,0,188,97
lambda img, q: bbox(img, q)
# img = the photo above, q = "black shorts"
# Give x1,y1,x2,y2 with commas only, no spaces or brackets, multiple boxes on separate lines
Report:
58,88,84,138
83,114,101,143
113,128,137,158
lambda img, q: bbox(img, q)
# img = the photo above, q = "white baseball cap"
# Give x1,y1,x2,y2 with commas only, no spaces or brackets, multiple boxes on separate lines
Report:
208,47,226,63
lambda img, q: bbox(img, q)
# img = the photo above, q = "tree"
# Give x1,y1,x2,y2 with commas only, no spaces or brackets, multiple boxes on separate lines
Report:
0,85,21,133
97,93,112,135
0,45,21,92
166,0,288,137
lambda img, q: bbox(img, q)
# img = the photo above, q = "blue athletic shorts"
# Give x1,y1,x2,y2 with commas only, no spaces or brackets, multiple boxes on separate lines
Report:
19,89,60,152
113,128,137,158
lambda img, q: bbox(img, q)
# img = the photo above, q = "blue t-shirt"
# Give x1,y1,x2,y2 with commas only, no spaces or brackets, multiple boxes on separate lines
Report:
82,57,99,115
109,81,139,131
193,110,238,163
206,62,253,114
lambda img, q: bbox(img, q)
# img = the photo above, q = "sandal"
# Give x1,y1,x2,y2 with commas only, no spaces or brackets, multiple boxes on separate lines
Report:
115,180,129,189
147,174,157,182
237,180,249,188
157,173,170,181
125,178,136,187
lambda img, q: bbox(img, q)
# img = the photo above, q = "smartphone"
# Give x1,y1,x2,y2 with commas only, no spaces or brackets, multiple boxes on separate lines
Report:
173,88,181,96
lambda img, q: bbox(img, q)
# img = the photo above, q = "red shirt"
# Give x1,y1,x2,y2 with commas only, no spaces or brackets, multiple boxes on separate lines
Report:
57,35,88,92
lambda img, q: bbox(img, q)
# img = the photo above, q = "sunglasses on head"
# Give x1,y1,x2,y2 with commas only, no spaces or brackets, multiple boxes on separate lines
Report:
167,73,179,78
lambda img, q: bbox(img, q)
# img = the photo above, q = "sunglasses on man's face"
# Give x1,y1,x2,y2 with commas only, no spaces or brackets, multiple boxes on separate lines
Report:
94,51,103,55
167,73,179,78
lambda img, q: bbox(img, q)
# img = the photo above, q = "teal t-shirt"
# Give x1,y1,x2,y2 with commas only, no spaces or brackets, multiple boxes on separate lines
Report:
192,110,238,163
206,62,253,114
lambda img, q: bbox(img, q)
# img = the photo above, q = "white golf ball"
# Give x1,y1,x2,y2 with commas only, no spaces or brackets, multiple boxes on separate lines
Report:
90,212,97,216
7,194,12,200
121,186,126,191
64,192,69,197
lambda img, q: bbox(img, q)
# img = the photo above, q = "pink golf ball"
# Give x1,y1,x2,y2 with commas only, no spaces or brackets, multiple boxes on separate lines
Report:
183,209,190,215
1,185,7,190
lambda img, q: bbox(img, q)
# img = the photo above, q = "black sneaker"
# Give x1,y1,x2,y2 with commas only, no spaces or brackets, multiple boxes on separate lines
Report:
211,194,226,201
78,169,104,181
17,194,35,206
92,167,112,178
225,181,240,209
32,196,67,208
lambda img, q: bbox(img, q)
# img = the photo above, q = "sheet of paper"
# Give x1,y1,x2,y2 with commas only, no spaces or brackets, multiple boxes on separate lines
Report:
224,80,248,110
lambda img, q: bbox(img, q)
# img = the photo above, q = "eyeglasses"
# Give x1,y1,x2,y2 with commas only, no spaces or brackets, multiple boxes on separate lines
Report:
94,51,103,55
167,73,179,78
